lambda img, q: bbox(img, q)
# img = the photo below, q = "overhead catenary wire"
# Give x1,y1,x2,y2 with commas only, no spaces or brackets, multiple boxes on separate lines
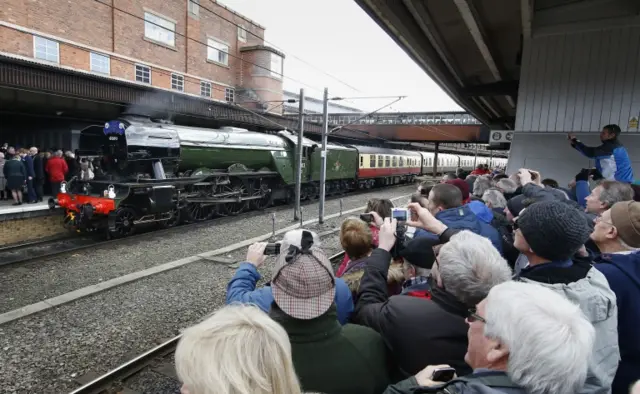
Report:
189,0,365,95
92,0,328,96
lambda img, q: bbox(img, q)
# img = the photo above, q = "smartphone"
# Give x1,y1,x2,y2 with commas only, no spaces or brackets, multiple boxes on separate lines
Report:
431,367,456,382
391,207,409,222
263,243,281,255
360,213,373,223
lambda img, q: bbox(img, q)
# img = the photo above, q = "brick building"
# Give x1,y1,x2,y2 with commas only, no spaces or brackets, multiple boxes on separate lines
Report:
0,0,284,111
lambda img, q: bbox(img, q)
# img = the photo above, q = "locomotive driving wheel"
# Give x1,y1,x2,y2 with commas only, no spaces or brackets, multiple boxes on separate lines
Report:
161,205,181,228
185,202,215,222
108,207,137,238
220,181,247,216
250,180,271,210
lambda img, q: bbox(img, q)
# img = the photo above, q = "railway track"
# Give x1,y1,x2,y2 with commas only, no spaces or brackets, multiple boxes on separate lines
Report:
68,250,346,394
1,181,420,267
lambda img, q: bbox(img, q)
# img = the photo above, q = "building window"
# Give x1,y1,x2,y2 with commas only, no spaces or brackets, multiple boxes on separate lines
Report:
225,88,235,103
270,53,282,78
207,38,229,66
33,36,59,63
144,12,175,47
135,64,151,84
237,25,247,42
171,74,184,91
370,155,376,168
200,81,211,97
90,52,110,74
188,0,199,16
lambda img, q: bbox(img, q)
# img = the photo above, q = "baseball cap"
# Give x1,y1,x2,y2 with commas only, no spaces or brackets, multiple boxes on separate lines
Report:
272,230,336,320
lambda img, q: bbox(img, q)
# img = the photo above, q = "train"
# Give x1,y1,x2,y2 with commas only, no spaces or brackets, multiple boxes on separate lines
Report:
49,115,506,237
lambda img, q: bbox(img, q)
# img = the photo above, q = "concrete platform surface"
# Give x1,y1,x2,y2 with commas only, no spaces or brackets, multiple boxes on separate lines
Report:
0,200,50,215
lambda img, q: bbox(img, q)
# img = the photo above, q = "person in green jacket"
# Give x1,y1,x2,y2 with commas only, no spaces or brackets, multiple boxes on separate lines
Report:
262,229,390,394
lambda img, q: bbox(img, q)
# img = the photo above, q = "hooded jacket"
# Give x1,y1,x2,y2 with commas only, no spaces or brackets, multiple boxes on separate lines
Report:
225,263,354,325
516,257,619,394
594,251,640,394
414,205,503,254
384,370,526,394
571,137,634,183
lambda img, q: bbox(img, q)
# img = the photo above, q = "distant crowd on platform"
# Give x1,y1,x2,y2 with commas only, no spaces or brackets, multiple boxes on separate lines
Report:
171,125,640,394
0,142,80,206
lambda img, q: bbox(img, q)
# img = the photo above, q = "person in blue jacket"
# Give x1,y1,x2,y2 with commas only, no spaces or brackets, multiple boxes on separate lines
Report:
226,229,354,325
568,124,634,183
590,200,640,394
414,183,502,254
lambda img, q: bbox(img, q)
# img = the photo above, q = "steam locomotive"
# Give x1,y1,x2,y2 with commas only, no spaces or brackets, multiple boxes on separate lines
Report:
49,115,506,238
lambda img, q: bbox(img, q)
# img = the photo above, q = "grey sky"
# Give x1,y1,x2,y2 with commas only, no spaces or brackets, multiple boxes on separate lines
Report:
218,0,461,113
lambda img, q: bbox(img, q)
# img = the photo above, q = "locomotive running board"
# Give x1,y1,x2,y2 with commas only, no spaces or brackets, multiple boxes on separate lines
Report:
185,194,268,204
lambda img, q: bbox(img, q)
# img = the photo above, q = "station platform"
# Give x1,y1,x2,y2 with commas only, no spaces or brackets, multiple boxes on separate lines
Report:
0,200,66,246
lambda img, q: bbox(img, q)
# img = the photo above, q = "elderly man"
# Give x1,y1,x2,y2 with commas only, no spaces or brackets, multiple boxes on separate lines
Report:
590,201,640,393
29,147,44,202
267,229,389,394
353,219,511,379
472,176,492,198
513,200,619,393
495,178,519,200
384,281,596,394
579,179,634,216
225,229,354,324
482,189,507,213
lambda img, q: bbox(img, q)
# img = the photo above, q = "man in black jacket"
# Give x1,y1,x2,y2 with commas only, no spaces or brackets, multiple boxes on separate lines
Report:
353,215,512,380
30,147,44,202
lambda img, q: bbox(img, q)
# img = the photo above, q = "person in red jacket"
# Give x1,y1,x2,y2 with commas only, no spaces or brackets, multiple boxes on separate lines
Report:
45,150,68,196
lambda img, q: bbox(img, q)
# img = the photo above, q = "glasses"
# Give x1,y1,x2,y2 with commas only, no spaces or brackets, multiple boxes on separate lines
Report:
467,309,486,323
595,216,615,226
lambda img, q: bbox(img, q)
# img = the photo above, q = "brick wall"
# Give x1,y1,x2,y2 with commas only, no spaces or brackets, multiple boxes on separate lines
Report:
0,0,270,99
0,215,66,245
240,47,284,112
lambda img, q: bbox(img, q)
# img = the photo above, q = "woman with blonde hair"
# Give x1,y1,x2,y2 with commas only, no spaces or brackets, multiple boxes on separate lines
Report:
175,304,302,394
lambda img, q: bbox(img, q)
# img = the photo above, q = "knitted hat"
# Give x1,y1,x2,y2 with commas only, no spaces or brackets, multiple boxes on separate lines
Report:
507,194,527,217
399,236,439,269
517,201,591,261
610,201,640,248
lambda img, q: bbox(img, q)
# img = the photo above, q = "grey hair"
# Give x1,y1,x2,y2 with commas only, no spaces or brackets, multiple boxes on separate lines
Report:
402,260,431,278
497,178,518,193
55,150,63,157
473,176,493,197
282,229,321,248
597,181,634,208
437,231,512,306
484,281,595,394
482,189,507,209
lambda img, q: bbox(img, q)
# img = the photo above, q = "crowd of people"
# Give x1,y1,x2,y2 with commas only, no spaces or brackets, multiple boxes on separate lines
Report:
0,143,80,206
171,152,640,394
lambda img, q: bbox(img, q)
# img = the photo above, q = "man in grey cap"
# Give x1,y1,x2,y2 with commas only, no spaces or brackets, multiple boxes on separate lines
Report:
513,200,619,394
268,229,389,394
590,200,640,394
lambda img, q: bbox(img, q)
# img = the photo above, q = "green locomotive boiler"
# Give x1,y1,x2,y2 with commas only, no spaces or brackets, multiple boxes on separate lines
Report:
51,116,362,237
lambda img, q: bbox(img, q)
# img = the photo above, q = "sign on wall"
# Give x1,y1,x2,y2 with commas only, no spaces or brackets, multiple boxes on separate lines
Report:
629,116,639,131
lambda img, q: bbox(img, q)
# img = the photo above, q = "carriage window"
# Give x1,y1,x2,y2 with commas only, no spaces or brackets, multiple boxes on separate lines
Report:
385,156,390,167
399,157,404,167
392,156,397,167
370,155,376,167
360,156,364,167
378,155,383,167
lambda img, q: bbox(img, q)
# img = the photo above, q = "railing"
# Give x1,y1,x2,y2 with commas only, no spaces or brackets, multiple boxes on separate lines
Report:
299,112,481,126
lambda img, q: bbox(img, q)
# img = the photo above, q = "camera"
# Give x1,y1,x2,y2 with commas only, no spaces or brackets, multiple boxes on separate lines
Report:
263,243,281,255
360,213,373,223
391,208,408,257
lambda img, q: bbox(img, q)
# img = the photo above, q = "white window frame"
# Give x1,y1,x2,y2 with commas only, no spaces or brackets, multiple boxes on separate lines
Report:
237,25,247,42
200,81,211,97
33,36,59,64
171,73,184,92
135,64,151,84
225,88,235,103
207,37,229,66
188,0,199,17
270,53,282,79
144,11,176,47
90,52,110,74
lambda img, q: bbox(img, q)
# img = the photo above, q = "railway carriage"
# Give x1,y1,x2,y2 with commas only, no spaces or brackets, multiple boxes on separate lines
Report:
353,146,421,188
